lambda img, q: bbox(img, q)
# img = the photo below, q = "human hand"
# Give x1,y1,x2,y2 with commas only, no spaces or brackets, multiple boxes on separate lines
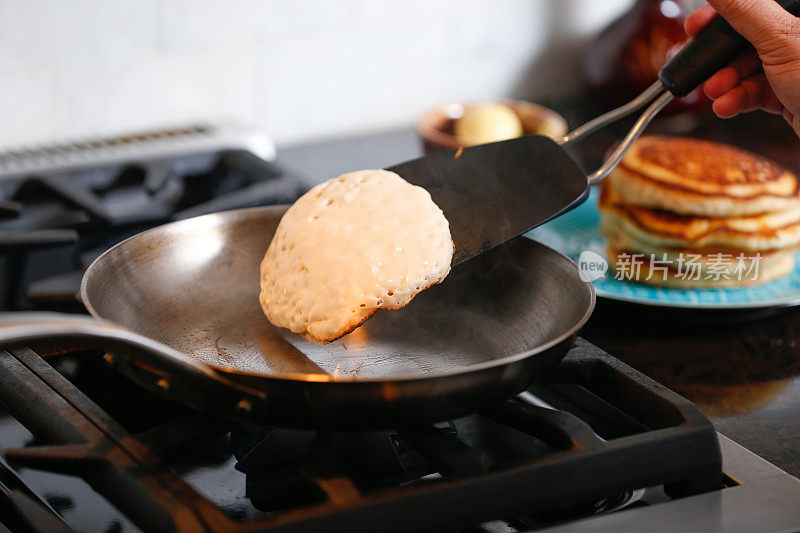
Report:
685,0,800,137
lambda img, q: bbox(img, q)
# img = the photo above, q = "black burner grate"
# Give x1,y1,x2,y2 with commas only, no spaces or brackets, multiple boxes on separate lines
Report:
0,339,722,532
0,149,306,311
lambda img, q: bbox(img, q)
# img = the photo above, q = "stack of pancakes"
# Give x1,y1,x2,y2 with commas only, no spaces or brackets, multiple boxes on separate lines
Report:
600,136,800,288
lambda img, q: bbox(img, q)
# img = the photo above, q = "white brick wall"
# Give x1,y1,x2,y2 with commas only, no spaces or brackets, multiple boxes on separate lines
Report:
0,0,642,149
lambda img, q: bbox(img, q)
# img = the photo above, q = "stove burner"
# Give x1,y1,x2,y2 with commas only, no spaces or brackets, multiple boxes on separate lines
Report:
0,149,306,311
0,338,722,532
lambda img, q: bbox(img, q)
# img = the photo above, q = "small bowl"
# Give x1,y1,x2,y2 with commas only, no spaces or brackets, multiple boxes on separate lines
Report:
416,100,569,154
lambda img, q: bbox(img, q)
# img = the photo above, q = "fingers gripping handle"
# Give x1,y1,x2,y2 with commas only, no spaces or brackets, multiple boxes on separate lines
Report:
659,0,800,97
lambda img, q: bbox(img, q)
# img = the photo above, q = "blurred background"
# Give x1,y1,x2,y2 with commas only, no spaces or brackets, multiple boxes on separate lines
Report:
0,0,706,149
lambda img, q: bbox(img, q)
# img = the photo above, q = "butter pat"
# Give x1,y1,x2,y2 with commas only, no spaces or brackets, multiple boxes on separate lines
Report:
455,103,524,145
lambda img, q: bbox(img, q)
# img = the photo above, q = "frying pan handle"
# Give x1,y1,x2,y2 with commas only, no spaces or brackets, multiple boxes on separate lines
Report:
0,313,267,415
659,0,800,97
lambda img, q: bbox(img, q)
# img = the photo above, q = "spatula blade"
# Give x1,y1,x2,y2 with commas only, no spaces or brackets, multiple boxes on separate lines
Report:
387,135,588,265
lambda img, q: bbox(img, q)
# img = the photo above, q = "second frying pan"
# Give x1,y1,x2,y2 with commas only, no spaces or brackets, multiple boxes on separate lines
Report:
0,206,593,429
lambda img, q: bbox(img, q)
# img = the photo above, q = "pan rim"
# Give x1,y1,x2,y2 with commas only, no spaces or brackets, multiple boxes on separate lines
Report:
81,205,596,384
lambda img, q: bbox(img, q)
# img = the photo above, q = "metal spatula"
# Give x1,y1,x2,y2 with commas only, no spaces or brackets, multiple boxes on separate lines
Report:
390,0,800,266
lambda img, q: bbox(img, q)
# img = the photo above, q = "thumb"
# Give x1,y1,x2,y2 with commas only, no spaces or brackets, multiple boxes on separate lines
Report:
706,0,797,53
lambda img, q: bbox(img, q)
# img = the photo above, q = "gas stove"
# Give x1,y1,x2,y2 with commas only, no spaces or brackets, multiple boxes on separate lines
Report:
0,128,798,532
1,339,799,532
0,124,304,312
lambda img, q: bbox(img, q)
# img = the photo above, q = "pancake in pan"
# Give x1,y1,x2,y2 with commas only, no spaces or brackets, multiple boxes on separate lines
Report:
259,169,453,344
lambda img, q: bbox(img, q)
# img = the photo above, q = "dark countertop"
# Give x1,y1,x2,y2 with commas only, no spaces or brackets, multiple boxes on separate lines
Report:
276,106,800,478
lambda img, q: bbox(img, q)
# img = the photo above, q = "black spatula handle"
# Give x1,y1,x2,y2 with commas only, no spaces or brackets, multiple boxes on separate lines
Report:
659,0,800,97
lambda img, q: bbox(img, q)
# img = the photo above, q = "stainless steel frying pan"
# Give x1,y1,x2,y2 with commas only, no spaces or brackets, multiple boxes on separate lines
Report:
0,206,593,429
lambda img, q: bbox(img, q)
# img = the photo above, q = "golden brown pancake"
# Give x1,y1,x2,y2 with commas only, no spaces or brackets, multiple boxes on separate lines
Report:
599,179,800,251
611,136,800,217
605,231,797,285
604,228,794,271
605,244,795,288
